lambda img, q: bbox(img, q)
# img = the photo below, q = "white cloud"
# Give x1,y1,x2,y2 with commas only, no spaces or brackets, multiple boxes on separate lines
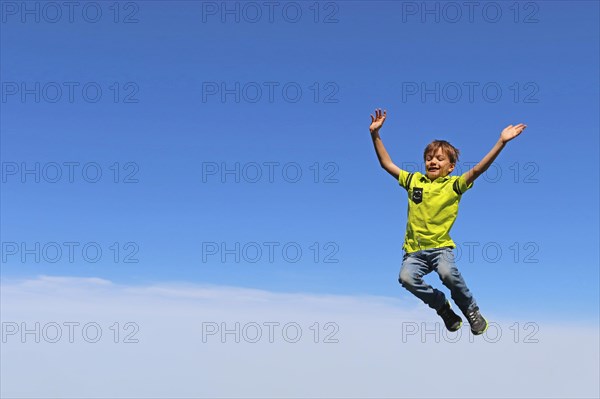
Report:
1,275,598,398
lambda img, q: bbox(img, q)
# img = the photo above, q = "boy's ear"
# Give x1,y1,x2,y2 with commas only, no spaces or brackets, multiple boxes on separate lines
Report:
449,163,455,173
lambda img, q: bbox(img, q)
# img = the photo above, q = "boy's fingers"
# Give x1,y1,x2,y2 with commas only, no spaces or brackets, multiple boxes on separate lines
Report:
371,108,388,120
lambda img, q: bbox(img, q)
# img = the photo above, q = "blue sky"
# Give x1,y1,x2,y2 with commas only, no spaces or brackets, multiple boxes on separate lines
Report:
1,0,599,326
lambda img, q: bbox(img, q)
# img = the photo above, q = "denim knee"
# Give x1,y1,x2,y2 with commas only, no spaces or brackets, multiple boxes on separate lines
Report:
398,268,416,288
436,249,460,280
436,266,454,283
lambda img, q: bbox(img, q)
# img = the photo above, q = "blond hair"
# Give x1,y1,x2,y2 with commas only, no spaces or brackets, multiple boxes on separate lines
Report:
423,140,460,165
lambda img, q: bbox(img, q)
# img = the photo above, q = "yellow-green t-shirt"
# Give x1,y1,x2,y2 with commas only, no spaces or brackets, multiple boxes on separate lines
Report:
398,170,473,253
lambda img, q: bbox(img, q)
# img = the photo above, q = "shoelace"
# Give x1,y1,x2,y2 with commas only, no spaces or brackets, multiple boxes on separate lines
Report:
467,310,480,324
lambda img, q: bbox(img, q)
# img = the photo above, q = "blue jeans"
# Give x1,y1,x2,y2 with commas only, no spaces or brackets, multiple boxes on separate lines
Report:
398,247,477,314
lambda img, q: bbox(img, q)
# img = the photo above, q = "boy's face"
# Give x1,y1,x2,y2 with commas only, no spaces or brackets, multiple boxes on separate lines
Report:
425,147,455,180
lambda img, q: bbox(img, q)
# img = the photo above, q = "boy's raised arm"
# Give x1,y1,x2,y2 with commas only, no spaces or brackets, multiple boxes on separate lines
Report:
463,123,527,186
370,109,401,180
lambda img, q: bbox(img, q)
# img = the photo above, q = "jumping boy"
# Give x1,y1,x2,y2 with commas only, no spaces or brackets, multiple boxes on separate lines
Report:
369,109,527,335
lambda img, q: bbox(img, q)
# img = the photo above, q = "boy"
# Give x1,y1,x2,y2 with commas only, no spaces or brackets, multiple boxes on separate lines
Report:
369,109,526,335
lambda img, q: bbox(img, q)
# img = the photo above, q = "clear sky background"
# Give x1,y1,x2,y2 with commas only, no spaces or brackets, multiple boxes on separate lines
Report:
2,0,599,320
1,2,599,396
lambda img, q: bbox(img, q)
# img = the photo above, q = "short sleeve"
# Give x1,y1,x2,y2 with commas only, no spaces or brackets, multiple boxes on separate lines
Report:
452,174,474,195
398,169,416,191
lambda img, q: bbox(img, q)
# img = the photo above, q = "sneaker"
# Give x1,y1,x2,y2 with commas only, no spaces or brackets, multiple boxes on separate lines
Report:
436,300,462,332
465,307,488,335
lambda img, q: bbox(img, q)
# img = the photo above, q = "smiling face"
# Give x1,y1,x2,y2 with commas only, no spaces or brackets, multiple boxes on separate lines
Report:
425,147,455,180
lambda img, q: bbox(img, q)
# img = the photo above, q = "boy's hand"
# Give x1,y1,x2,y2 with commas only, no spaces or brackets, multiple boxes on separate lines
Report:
370,109,387,133
500,123,527,144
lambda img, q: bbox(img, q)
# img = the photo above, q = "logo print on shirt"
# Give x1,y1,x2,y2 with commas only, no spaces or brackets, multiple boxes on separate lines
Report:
412,187,423,204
